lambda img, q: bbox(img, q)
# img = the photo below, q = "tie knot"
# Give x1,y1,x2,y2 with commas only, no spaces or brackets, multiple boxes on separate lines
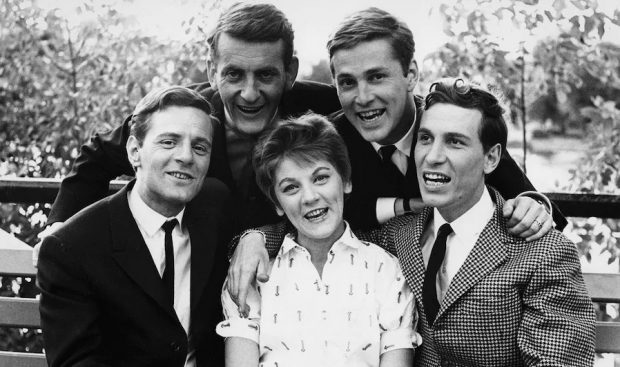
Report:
379,145,397,162
437,223,453,239
162,219,178,235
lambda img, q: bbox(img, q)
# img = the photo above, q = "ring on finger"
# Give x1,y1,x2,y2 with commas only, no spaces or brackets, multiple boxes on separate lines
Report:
534,219,543,229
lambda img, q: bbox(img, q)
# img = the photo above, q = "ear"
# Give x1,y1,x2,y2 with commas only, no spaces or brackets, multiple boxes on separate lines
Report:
126,135,142,171
207,55,218,91
406,60,419,93
284,56,299,91
483,143,502,175
344,180,352,195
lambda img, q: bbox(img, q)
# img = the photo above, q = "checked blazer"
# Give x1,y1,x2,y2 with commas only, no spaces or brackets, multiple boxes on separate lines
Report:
373,187,596,367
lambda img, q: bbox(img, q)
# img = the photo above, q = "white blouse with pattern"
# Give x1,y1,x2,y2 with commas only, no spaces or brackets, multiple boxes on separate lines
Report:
217,224,421,367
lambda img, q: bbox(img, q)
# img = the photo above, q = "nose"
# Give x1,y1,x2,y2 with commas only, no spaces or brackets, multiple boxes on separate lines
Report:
355,82,374,106
425,141,446,165
175,141,194,164
240,77,260,104
301,185,319,205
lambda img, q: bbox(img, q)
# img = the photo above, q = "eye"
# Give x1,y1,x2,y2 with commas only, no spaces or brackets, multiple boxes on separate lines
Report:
448,138,464,146
225,70,241,81
417,133,431,144
368,73,385,83
193,144,210,156
314,174,329,184
281,183,299,194
337,78,355,90
160,139,176,148
258,70,277,81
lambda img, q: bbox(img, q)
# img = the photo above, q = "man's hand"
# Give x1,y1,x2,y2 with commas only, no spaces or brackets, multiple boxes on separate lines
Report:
227,231,269,317
33,222,64,267
503,196,552,242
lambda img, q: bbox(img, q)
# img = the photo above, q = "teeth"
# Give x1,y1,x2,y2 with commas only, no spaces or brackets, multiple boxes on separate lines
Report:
170,172,191,180
305,208,327,220
423,173,450,185
238,105,262,113
358,109,384,121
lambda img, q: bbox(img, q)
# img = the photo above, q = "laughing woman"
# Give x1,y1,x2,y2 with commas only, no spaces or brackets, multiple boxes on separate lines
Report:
216,114,420,367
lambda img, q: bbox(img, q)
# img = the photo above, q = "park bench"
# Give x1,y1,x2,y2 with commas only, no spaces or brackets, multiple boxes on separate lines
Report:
0,178,619,365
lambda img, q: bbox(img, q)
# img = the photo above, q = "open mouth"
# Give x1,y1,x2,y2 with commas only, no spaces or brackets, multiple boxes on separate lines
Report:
357,109,385,122
423,172,451,186
304,208,328,221
237,105,263,114
168,171,194,180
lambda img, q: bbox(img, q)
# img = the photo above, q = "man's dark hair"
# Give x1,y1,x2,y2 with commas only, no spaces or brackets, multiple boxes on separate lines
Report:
207,2,295,69
253,113,351,208
130,86,215,144
424,78,508,155
326,7,415,75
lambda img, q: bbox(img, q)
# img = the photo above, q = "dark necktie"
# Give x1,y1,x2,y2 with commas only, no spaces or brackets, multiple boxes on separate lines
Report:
423,223,453,327
161,219,178,307
379,145,405,183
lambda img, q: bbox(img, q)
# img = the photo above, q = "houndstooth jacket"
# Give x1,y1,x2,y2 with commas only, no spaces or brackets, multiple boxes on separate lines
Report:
370,187,596,367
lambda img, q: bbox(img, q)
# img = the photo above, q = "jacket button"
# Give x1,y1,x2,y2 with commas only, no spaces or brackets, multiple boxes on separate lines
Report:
170,342,180,352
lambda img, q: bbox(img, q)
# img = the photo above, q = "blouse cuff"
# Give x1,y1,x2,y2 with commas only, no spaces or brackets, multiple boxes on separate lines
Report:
215,318,260,344
379,328,420,354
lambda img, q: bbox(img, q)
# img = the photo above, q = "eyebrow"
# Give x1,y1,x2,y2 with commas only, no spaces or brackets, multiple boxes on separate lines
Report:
418,127,472,141
276,165,332,187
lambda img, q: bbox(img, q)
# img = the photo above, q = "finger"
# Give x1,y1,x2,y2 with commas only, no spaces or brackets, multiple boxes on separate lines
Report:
507,201,543,237
256,251,270,283
525,212,553,242
32,242,42,268
502,198,515,220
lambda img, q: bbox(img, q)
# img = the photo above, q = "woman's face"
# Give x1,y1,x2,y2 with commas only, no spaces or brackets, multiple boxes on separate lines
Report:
274,157,352,247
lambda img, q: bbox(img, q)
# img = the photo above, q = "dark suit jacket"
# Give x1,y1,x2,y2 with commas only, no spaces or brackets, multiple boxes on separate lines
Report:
47,81,341,231
373,188,595,366
38,178,233,367
331,97,568,231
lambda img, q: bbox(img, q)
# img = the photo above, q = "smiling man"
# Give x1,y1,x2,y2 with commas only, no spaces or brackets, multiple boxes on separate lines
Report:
376,78,595,366
38,86,233,366
42,2,341,237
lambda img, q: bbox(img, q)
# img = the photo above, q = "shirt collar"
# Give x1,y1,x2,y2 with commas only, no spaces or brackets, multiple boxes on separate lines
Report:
370,115,416,157
433,187,495,244
127,189,185,237
279,221,359,257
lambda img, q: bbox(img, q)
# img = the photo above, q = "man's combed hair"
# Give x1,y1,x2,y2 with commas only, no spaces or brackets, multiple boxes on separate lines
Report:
424,78,508,155
253,113,351,207
326,7,415,75
130,86,215,143
207,2,295,68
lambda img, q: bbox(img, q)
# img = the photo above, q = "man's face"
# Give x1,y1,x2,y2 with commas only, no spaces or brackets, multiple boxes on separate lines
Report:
208,33,297,135
332,38,416,145
127,106,213,217
414,103,500,222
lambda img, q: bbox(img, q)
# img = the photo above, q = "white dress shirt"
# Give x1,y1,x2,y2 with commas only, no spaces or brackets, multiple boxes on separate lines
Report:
127,189,195,367
372,120,416,224
217,223,421,367
421,187,496,303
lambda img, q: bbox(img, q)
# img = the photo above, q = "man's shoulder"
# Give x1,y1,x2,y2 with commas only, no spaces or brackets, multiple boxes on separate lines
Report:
282,80,340,116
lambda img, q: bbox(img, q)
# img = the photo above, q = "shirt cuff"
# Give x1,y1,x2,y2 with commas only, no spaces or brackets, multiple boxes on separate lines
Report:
215,318,260,344
379,327,420,354
376,197,397,224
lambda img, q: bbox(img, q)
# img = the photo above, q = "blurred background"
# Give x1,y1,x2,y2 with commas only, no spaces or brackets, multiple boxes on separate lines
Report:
1,0,619,363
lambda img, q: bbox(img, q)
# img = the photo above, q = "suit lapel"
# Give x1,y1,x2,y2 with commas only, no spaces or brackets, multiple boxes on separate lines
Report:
108,181,176,319
185,201,218,312
436,190,510,319
396,208,432,309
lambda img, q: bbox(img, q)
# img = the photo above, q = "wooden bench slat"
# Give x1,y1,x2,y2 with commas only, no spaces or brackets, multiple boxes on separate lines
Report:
584,273,620,302
0,230,36,276
595,322,620,354
0,297,40,328
0,351,47,367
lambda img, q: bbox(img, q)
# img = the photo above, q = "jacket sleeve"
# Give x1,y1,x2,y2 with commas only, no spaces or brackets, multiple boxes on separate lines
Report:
47,117,135,224
488,150,568,230
37,235,112,367
517,235,596,366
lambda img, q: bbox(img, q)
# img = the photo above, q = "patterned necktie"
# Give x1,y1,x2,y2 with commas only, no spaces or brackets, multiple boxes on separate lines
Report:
161,219,178,307
379,145,405,183
423,223,453,327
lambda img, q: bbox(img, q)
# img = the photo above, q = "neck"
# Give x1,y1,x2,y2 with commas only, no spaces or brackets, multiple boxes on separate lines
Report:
438,185,485,223
297,222,346,277
134,180,183,218
378,94,416,145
